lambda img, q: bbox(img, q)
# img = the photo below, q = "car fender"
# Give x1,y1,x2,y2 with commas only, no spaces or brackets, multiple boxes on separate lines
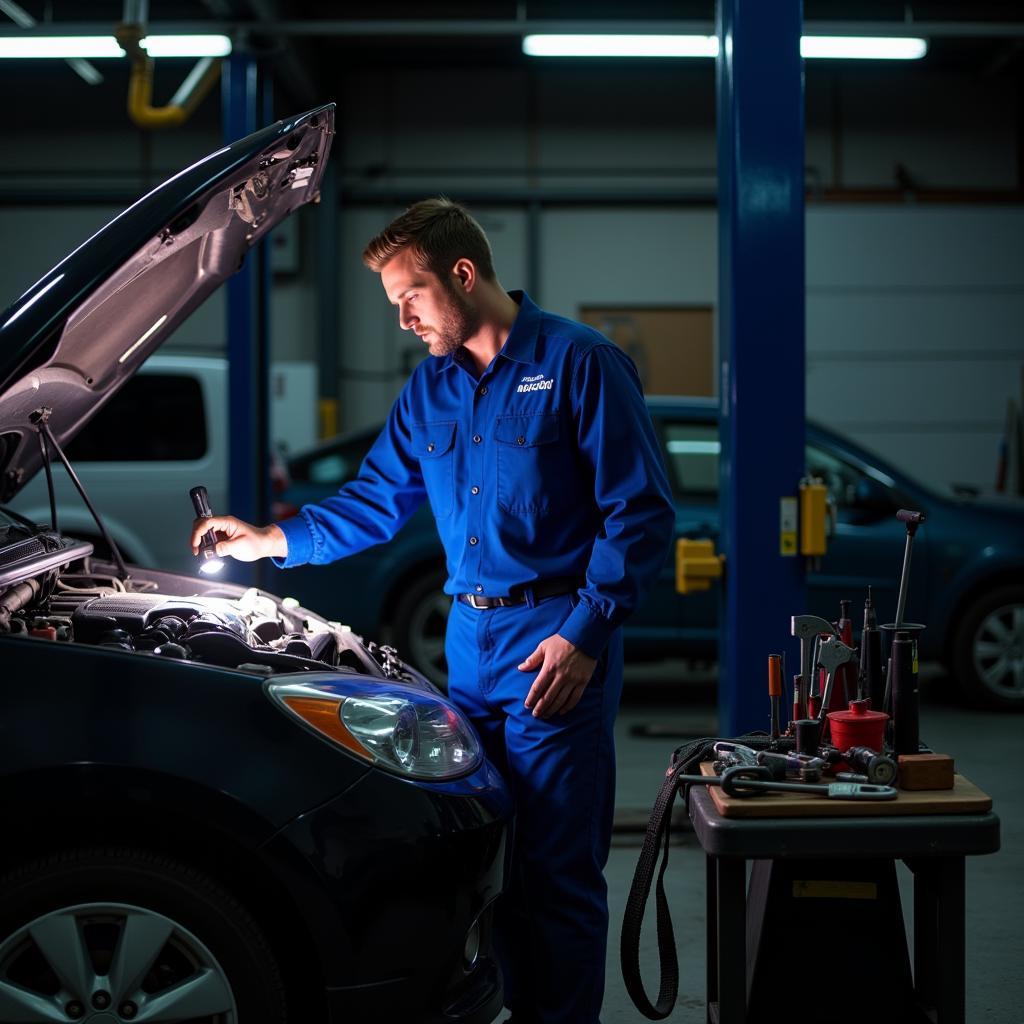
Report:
930,544,1024,645
0,762,330,1000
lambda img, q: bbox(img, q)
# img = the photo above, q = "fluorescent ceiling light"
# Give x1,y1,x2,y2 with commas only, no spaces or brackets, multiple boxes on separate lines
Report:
0,34,231,59
0,36,123,58
140,35,232,58
524,34,719,58
523,34,928,61
800,36,928,60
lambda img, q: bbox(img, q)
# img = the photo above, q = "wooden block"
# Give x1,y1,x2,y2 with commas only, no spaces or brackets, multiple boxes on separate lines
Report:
898,753,955,791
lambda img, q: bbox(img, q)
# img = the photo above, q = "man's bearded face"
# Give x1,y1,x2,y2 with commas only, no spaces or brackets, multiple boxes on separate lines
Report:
424,277,481,358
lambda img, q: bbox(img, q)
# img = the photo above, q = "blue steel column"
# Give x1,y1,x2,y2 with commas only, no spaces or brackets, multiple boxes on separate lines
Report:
716,0,806,736
222,53,266,586
316,162,339,438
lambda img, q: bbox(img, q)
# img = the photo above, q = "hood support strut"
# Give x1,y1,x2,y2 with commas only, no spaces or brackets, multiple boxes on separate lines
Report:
31,409,129,581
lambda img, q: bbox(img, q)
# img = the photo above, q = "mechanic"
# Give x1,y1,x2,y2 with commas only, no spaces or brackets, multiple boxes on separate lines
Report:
190,198,675,1024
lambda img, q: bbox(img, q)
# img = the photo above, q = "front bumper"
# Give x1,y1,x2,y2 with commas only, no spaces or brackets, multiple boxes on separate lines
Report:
261,757,512,1024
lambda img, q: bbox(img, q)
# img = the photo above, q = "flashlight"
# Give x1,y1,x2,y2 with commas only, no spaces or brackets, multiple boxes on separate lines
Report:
189,485,225,575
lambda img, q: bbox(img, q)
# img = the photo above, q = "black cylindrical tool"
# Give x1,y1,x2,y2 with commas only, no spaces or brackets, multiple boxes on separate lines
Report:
768,654,783,741
860,587,883,708
794,718,822,756
890,630,919,756
190,485,225,576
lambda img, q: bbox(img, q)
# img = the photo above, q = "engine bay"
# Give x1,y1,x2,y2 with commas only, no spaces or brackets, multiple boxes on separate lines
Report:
0,518,423,685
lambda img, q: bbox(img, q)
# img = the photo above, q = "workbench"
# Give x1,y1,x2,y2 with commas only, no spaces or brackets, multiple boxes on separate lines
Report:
687,778,1000,1024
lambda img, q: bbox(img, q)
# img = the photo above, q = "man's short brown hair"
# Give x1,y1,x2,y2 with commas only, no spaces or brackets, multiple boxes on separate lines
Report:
362,197,497,283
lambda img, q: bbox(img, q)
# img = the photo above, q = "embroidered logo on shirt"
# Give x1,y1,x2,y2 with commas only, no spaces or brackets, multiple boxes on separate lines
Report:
517,373,554,393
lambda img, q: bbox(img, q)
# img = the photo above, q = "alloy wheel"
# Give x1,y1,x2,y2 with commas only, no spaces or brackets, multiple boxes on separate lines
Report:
972,602,1024,699
0,902,237,1023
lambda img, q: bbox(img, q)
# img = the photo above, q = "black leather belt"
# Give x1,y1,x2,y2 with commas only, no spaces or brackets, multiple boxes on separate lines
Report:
458,578,580,610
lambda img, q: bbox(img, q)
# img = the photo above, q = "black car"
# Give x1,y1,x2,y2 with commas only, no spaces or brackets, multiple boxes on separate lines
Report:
0,107,510,1024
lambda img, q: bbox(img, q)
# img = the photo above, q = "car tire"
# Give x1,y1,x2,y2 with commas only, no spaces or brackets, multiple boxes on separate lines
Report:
392,568,450,691
952,584,1024,710
0,847,287,1024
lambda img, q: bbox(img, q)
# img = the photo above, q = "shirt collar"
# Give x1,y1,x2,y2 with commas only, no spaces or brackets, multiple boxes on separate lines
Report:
444,289,540,371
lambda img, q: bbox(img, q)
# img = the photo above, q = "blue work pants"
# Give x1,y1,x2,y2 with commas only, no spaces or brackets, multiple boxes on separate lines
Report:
446,592,624,1024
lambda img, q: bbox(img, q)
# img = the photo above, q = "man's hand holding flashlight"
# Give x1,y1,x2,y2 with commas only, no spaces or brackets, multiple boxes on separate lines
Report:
190,517,288,562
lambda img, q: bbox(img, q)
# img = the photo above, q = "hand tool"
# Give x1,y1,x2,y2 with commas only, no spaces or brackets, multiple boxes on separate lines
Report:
881,509,928,715
859,587,883,707
791,614,837,722
711,741,759,772
189,485,225,576
815,635,858,725
768,654,783,741
718,766,897,801
891,509,926,632
835,599,855,709
844,746,897,786
756,750,827,783
819,744,897,785
675,765,897,800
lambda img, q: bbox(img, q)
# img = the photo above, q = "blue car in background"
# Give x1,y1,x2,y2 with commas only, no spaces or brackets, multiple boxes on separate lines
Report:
272,397,1024,709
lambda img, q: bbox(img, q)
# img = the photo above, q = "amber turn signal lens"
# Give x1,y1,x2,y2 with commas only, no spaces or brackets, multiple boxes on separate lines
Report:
282,696,371,760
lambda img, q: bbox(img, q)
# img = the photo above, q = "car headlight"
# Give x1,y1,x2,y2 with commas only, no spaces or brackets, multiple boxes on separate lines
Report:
267,677,482,779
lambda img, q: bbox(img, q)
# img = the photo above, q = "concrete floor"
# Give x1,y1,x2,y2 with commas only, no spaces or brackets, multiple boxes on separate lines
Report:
488,661,1024,1023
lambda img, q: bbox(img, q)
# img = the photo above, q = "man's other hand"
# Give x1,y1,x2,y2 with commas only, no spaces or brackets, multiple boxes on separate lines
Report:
519,634,598,718
190,516,287,562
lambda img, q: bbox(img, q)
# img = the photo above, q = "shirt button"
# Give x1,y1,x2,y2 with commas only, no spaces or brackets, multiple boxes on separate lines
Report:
471,485,480,495
469,536,478,546
475,584,483,593
516,436,526,445
427,442,435,452
479,385,488,396
473,434,482,444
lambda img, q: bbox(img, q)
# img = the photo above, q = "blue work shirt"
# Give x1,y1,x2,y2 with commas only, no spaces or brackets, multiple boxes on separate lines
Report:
276,291,675,658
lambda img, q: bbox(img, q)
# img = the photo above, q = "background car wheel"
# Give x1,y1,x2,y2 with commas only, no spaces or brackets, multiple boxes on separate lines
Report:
952,584,1024,709
392,569,450,690
0,848,287,1024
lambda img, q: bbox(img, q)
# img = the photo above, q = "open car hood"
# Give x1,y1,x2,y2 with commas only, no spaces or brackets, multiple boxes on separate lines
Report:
0,104,334,503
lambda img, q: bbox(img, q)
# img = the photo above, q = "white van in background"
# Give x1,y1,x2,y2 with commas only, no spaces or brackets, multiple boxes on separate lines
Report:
8,354,228,576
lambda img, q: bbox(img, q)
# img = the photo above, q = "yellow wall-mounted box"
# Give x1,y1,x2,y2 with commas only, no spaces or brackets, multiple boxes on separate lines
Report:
675,538,724,594
799,479,828,557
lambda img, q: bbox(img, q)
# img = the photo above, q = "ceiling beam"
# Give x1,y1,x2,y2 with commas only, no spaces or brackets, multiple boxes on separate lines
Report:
3,20,1024,40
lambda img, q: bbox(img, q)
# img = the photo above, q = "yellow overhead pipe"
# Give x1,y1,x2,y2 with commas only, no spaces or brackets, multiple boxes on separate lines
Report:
114,21,222,129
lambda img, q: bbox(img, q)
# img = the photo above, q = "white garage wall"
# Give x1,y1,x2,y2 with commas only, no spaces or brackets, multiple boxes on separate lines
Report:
2,63,1021,495
806,206,1024,490
334,203,1023,493
4,201,1017,493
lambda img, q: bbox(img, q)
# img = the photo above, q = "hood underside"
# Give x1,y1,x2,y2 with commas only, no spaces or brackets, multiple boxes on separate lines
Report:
0,103,334,503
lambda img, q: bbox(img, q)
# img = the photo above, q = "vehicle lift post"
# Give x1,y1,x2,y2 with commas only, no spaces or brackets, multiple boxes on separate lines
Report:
716,0,807,737
222,51,273,588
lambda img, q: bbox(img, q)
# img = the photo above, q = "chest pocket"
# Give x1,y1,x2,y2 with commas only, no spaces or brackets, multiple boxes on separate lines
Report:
411,420,456,519
495,411,561,515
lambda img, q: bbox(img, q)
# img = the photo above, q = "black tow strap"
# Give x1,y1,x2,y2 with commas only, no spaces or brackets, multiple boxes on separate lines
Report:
620,733,775,1020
